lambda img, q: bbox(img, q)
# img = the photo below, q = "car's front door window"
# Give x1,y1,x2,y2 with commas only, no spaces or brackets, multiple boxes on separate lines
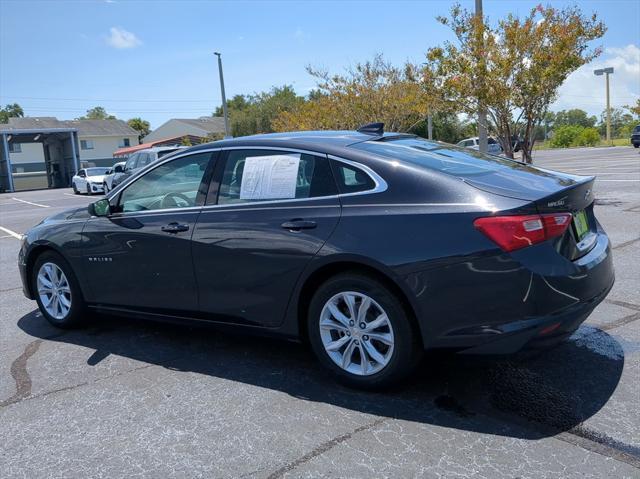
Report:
125,154,138,171
217,150,336,205
119,153,211,212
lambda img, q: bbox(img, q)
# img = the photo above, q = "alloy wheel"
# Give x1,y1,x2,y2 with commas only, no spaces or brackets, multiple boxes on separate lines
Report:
37,262,72,320
319,291,394,376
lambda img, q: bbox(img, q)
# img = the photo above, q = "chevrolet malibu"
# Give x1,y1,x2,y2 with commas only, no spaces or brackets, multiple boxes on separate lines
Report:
19,124,614,389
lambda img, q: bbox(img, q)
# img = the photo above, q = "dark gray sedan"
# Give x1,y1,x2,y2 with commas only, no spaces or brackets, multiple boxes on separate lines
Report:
18,125,614,389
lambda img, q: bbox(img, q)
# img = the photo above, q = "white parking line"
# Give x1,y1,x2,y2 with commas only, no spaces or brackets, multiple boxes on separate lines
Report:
597,179,640,182
11,197,50,208
0,225,22,239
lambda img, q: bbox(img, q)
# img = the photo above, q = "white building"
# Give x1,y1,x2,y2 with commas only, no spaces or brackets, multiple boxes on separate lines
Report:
0,117,139,191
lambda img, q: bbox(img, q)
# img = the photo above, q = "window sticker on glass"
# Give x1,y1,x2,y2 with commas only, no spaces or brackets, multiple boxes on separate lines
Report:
240,154,300,200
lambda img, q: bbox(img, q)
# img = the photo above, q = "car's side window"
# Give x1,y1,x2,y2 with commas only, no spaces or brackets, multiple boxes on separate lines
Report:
78,169,86,178
217,150,337,205
332,161,375,194
118,153,211,213
125,154,138,171
138,153,152,168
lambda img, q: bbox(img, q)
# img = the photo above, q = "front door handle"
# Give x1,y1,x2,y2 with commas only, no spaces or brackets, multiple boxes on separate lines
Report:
161,222,189,233
281,219,317,231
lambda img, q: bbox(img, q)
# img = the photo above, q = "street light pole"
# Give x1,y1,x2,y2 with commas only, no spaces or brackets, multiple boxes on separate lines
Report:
475,0,488,154
594,67,614,146
214,52,231,139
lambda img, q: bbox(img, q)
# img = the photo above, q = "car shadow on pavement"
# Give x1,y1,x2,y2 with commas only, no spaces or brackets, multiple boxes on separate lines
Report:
17,309,624,440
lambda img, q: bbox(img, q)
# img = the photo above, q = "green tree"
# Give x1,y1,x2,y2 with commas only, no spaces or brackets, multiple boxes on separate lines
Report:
127,117,151,141
0,103,24,123
78,106,116,120
214,94,250,117
274,55,440,133
217,85,305,137
425,4,605,162
625,99,640,119
409,111,475,143
598,107,635,138
553,109,597,128
180,136,192,146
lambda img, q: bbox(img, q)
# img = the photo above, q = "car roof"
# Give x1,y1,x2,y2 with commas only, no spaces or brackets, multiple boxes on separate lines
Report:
185,130,416,155
135,146,186,154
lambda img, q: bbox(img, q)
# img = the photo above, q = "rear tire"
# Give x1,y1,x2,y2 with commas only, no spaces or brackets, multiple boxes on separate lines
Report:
32,251,87,329
72,183,79,195
307,273,422,390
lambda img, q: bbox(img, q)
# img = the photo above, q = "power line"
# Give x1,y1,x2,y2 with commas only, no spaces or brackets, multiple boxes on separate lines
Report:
0,95,214,103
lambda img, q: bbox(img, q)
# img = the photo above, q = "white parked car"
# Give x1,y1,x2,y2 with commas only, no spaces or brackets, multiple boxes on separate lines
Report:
102,162,126,193
456,137,503,155
71,167,110,195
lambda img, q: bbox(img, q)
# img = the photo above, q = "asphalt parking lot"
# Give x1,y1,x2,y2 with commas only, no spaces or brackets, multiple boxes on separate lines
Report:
1,146,639,478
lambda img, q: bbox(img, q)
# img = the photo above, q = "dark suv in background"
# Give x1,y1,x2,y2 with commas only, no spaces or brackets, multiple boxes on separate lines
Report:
631,125,640,148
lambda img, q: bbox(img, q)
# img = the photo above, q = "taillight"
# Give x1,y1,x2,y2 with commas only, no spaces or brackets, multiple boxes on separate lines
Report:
474,213,572,252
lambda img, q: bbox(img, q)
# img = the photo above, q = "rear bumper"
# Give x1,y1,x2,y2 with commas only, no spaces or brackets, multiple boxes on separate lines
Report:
457,277,613,355
413,229,614,355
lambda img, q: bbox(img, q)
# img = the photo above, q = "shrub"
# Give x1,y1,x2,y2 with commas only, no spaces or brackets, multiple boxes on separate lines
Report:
550,125,582,148
575,127,600,146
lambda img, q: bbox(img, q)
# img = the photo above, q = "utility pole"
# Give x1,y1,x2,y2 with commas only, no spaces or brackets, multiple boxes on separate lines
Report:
427,113,433,140
214,52,231,139
475,0,488,154
594,67,614,145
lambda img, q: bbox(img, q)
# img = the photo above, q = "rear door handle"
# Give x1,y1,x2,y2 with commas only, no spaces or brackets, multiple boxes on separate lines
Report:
281,219,317,231
161,222,189,233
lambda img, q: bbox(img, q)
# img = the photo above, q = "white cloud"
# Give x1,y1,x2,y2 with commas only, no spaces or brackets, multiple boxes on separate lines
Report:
105,27,141,49
551,43,640,115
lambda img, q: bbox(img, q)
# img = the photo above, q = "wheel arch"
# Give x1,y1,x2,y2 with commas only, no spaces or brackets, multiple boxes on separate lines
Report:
290,256,424,347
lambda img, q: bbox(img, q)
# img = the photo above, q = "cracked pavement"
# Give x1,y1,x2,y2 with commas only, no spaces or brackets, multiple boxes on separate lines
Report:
1,147,639,478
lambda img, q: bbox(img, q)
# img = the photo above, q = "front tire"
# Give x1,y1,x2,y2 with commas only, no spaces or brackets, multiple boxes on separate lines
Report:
32,251,87,328
86,183,92,195
307,273,422,389
103,182,109,193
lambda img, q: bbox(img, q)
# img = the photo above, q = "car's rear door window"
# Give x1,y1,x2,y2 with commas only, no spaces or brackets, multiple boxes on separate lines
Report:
216,150,337,205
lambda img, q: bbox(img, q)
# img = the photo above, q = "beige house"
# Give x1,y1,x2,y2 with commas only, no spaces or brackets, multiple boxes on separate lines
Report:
0,117,139,191
143,117,226,143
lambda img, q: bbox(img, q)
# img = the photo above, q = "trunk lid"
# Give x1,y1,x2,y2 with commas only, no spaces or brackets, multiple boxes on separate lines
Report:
467,169,597,260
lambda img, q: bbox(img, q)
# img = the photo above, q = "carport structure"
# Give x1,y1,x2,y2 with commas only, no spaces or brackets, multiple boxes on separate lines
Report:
0,121,80,192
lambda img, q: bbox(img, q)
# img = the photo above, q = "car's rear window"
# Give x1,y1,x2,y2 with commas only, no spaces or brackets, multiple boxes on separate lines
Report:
352,137,534,177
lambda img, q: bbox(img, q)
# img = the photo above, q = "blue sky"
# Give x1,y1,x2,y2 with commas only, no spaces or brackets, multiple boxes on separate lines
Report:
1,0,639,128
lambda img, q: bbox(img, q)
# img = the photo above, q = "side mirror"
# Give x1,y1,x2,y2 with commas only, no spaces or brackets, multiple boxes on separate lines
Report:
89,198,110,217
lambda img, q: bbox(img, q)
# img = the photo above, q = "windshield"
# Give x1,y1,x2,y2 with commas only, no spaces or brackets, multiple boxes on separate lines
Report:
86,167,110,176
352,137,534,177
